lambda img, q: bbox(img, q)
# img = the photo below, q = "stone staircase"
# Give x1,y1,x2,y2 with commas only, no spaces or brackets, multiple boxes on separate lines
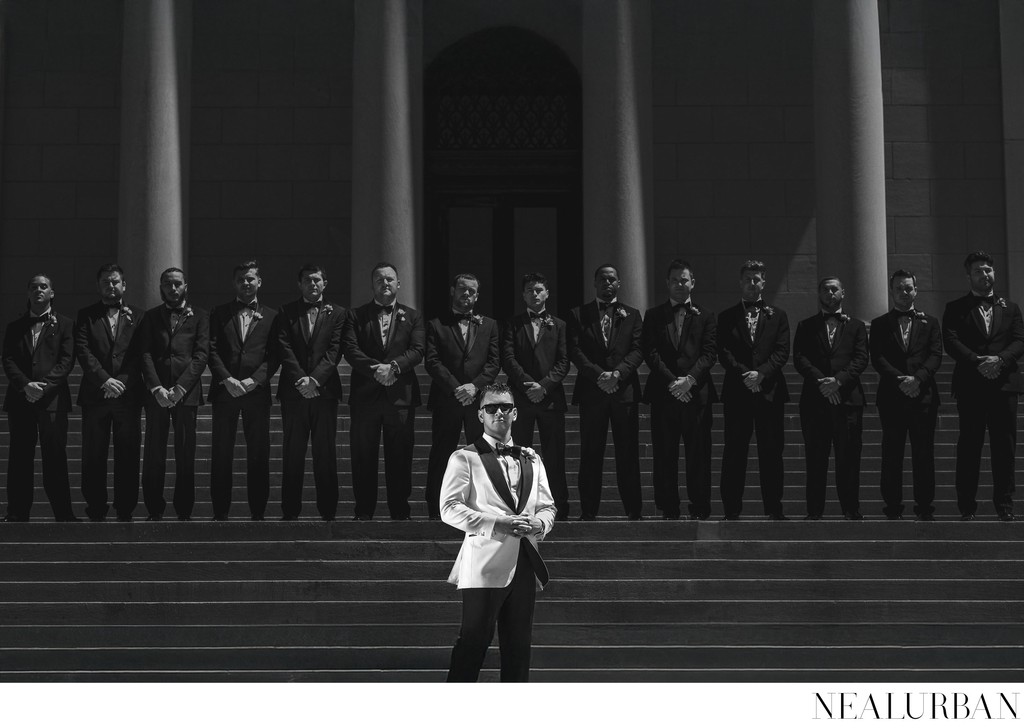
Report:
0,364,1021,681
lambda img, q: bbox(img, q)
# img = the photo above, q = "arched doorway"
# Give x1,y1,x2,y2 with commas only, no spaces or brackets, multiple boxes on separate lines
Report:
424,27,583,321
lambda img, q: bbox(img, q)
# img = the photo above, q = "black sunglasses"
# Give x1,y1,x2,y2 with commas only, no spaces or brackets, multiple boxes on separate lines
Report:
480,402,515,415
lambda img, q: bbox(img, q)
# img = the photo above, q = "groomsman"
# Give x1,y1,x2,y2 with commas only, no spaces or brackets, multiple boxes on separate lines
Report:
75,263,144,521
793,277,868,520
642,260,717,520
869,270,942,520
139,268,210,521
500,273,571,520
275,263,347,521
208,261,278,521
424,273,501,519
942,251,1024,521
717,260,790,520
567,264,644,520
2,274,77,521
342,262,425,520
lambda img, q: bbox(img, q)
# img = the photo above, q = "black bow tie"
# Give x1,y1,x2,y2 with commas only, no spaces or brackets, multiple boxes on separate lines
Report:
598,301,616,312
105,302,123,311
743,300,764,311
375,303,394,315
237,300,258,312
823,312,843,322
672,301,692,312
495,444,522,458
895,308,915,318
302,299,323,312
29,314,50,325
977,295,995,307
528,310,547,320
453,311,475,322
166,305,186,315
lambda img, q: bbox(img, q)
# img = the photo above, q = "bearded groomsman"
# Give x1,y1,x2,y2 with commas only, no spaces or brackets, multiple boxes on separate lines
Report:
793,277,869,520
500,273,570,520
139,268,209,521
642,260,717,520
75,263,144,522
208,261,278,521
942,251,1024,521
342,262,425,520
567,264,644,520
2,274,77,521
869,270,942,521
424,273,501,519
717,260,790,520
275,263,346,521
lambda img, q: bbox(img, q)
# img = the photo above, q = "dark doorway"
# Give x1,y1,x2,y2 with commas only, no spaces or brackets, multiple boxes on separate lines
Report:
424,27,583,321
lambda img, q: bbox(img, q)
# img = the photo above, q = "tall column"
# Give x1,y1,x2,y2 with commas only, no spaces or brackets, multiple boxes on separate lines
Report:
813,0,889,319
351,0,422,307
582,0,654,311
1001,0,1024,302
118,0,191,309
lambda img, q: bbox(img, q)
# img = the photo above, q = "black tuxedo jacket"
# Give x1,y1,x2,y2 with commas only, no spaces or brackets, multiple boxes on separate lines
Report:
425,312,500,409
567,301,644,405
717,302,791,404
274,298,346,402
2,311,75,413
869,310,942,407
139,304,210,407
500,311,569,412
642,300,718,406
793,313,868,406
942,294,1024,396
74,301,144,407
343,301,425,408
208,300,279,405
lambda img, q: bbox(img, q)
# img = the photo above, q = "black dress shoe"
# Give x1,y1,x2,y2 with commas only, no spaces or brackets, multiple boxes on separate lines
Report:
627,513,643,521
88,516,105,523
688,514,709,521
3,515,28,522
281,515,297,521
960,513,975,521
177,515,191,521
322,515,336,522
722,514,740,521
351,515,371,521
57,516,81,522
579,514,597,521
145,514,163,522
211,515,227,522
886,514,903,521
555,514,570,522
915,513,935,522
116,515,132,523
843,511,864,521
803,514,821,521
767,513,788,521
661,513,681,520
250,514,264,521
998,511,1015,522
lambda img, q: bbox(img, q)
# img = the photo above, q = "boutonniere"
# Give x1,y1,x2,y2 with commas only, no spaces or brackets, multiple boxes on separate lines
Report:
688,305,701,316
45,313,57,327
252,310,264,321
120,306,134,326
837,313,850,323
182,306,194,319
615,306,628,320
520,446,537,462
470,314,483,326
540,314,554,329
763,305,775,319
995,297,1008,309
912,310,927,321
323,303,334,315
397,308,407,322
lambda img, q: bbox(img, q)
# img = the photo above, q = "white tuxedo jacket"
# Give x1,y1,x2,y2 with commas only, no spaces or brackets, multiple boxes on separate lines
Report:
441,437,556,589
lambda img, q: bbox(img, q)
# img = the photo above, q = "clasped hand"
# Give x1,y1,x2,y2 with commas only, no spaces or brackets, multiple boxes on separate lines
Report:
494,515,541,538
597,371,619,394
295,376,320,399
817,377,841,405
373,363,397,387
978,356,1002,380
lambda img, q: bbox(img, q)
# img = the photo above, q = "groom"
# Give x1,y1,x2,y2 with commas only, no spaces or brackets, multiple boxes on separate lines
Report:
440,382,556,682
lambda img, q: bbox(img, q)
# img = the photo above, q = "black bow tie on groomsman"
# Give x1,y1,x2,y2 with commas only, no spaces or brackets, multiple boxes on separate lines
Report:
236,300,258,312
375,302,395,315
302,299,323,312
977,295,996,309
494,444,522,458
743,300,765,311
598,301,617,313
453,311,475,322
105,301,123,311
528,310,547,320
29,313,51,325
672,301,694,313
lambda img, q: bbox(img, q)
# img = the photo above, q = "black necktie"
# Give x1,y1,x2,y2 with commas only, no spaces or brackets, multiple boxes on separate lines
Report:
495,444,522,458
528,310,547,320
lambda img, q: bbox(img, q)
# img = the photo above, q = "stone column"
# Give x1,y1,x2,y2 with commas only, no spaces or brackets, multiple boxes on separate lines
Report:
582,0,654,311
1001,0,1024,301
351,0,422,307
813,0,889,319
118,0,191,309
